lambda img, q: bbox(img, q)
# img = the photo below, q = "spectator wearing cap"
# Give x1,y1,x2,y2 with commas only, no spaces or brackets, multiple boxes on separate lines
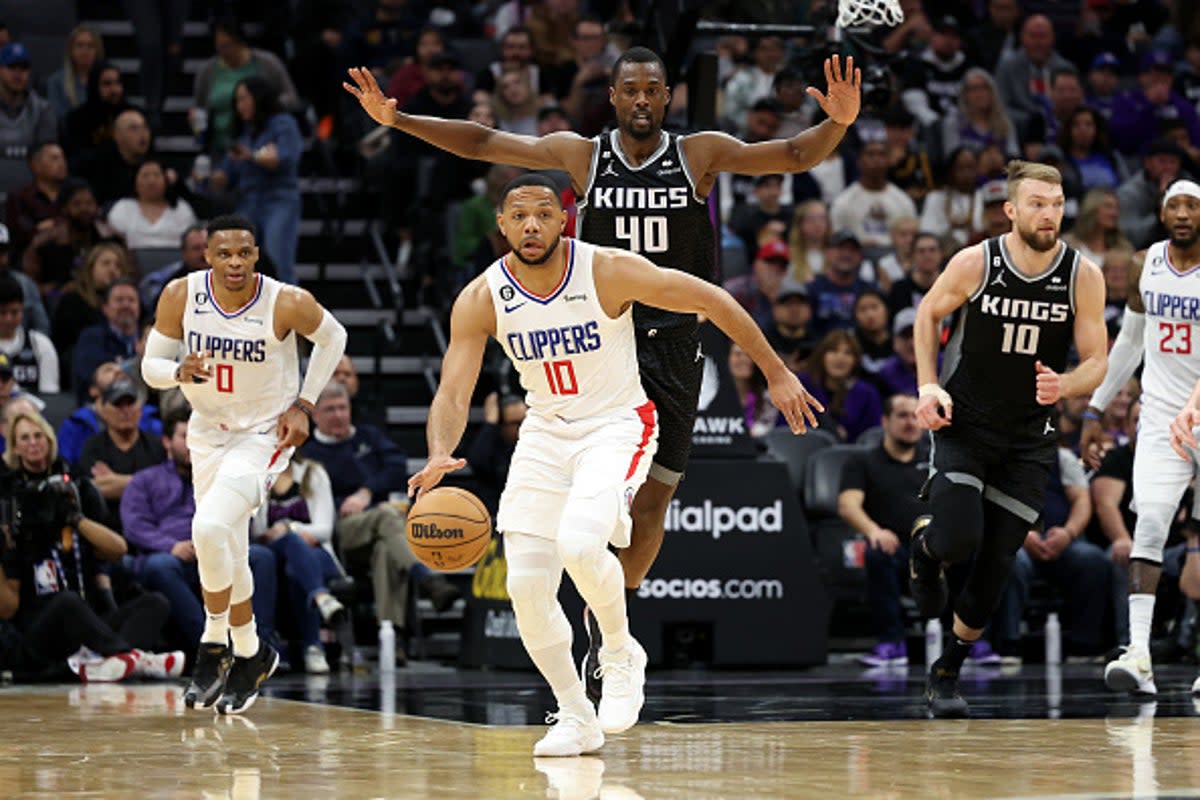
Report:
730,175,794,260
0,42,57,195
58,360,161,468
1111,52,1200,158
807,230,875,337
939,68,1020,161
70,278,140,402
23,179,116,301
830,141,917,252
0,224,48,336
887,232,943,318
724,240,791,328
994,14,1076,135
78,379,165,530
722,35,787,136
884,109,934,209
1117,139,1189,248
386,27,444,108
0,272,57,395
900,15,971,128
971,179,1013,242
764,279,817,369
876,308,919,397
964,0,1021,73
5,142,65,258
1086,52,1122,119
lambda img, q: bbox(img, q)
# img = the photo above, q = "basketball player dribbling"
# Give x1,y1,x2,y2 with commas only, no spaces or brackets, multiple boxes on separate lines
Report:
1082,180,1200,695
141,215,347,714
345,49,859,702
407,174,821,756
909,162,1108,717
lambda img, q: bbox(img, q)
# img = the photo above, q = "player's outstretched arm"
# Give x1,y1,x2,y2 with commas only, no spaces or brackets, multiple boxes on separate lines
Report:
684,55,860,180
595,249,822,433
276,286,349,448
408,278,495,498
1055,258,1108,401
343,67,591,180
913,244,985,430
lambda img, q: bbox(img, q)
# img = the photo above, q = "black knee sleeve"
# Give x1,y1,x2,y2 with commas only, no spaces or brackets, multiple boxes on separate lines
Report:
924,474,985,564
956,502,1031,629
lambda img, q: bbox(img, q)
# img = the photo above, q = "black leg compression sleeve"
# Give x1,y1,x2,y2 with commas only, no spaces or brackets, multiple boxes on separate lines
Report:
923,473,986,565
956,500,1031,630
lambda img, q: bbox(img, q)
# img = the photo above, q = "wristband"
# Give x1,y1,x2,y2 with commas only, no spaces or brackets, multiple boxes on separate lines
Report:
292,400,314,426
1187,547,1200,554
918,383,953,406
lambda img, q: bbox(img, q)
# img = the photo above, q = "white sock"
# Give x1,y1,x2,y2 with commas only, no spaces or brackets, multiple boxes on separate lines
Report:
527,641,593,719
230,618,259,658
1129,593,1155,654
201,609,229,645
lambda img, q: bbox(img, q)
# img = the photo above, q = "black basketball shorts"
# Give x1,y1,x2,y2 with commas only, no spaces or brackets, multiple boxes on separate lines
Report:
636,331,704,482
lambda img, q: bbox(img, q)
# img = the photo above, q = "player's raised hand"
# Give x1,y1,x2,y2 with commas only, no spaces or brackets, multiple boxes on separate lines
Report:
343,67,399,127
407,454,468,500
276,402,312,449
917,384,953,430
1034,360,1062,405
177,350,212,383
767,369,824,434
1169,406,1200,459
806,55,862,127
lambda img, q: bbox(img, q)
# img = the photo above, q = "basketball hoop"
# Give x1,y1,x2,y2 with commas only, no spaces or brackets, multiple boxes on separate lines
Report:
837,0,904,28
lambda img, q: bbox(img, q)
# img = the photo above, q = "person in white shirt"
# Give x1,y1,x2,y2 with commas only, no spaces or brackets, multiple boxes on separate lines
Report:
830,141,918,251
106,158,198,250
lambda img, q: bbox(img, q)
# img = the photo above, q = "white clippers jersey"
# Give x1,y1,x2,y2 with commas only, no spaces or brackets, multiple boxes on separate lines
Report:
1139,239,1200,412
485,239,647,420
179,270,299,431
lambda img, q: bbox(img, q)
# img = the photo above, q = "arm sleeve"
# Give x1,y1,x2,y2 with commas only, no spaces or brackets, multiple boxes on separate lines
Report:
1089,307,1145,411
141,329,184,390
298,310,347,405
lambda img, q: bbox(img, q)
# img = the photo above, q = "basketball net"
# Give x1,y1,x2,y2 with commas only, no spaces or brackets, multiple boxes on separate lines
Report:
837,0,904,28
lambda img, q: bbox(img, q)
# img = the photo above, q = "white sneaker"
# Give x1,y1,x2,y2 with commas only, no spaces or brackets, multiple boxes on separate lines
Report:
78,653,136,683
304,645,331,674
1104,646,1157,695
596,638,647,734
532,710,604,757
533,756,605,800
132,650,186,680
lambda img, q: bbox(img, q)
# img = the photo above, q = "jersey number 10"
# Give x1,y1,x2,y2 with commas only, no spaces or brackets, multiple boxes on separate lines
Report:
615,215,669,253
1000,322,1040,355
543,360,578,395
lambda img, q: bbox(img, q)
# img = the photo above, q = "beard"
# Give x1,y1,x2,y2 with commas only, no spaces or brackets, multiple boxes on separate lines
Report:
621,114,659,141
509,234,561,266
1170,229,1200,249
1016,223,1059,252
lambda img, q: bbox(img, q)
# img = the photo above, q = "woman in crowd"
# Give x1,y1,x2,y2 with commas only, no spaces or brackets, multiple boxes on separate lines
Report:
728,343,780,439
875,215,919,291
786,199,830,283
1059,107,1127,193
920,147,980,249
852,290,893,375
46,25,104,121
106,158,199,251
939,68,1020,159
798,331,882,443
51,242,132,359
1064,188,1130,268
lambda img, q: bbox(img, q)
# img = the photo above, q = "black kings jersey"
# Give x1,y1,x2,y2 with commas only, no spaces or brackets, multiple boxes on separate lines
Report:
577,129,715,338
941,236,1079,433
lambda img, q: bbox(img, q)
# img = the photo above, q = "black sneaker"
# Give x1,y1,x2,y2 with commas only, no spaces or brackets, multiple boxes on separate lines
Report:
215,642,280,716
185,641,233,709
926,666,970,718
909,516,948,618
580,606,603,705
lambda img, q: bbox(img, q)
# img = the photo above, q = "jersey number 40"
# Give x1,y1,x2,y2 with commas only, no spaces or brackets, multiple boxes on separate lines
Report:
615,215,669,254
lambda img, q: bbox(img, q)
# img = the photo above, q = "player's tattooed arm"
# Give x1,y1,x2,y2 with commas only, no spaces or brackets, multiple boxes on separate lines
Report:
409,278,495,497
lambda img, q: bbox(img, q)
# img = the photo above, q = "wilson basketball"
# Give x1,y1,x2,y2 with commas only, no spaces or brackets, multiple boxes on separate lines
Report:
406,487,493,572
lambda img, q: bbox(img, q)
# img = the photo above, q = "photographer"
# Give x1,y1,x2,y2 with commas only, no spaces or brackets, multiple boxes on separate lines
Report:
0,410,181,681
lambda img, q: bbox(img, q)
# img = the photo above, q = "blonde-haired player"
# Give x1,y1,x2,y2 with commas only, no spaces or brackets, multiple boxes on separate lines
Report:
409,174,821,756
1088,180,1200,695
141,215,347,714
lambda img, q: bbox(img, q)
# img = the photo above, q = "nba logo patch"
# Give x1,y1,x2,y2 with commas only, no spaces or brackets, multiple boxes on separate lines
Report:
843,539,866,569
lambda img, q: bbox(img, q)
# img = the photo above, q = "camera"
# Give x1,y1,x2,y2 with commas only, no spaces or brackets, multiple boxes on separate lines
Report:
0,473,82,551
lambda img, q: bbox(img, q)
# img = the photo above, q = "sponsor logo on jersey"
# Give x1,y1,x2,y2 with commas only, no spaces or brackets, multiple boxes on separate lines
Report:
979,294,1070,322
590,185,690,210
186,331,267,363
1142,289,1200,320
563,293,587,302
506,320,601,361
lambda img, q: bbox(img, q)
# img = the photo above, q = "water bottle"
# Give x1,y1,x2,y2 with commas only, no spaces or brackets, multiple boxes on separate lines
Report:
925,618,943,666
378,620,395,673
1044,612,1062,665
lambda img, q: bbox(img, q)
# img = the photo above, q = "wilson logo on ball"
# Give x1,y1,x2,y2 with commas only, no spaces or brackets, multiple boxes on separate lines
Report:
410,522,466,539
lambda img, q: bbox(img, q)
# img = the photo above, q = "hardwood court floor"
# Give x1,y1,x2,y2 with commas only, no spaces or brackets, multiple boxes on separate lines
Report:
2,665,1199,799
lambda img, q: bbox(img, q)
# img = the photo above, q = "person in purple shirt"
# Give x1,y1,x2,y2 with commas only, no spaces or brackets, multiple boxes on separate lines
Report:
120,416,277,649
876,307,919,397
1110,51,1200,157
807,230,875,337
798,330,882,443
